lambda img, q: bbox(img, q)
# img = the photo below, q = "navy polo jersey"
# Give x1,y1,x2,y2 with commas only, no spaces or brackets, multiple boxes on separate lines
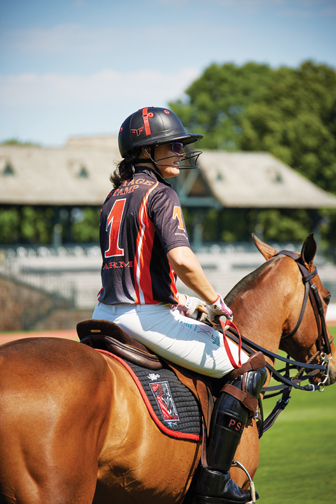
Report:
98,167,190,306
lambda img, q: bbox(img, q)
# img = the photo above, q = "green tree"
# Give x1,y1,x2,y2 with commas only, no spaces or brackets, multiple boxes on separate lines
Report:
256,209,314,242
0,208,20,243
0,206,101,246
0,207,54,245
170,61,336,251
240,61,336,250
241,61,336,193
71,208,100,243
1,139,41,147
170,62,273,150
20,206,54,243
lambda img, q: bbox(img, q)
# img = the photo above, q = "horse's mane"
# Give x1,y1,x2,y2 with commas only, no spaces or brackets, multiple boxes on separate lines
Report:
224,255,279,305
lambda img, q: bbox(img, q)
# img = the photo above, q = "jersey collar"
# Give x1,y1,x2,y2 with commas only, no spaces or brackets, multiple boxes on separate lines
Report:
133,165,171,187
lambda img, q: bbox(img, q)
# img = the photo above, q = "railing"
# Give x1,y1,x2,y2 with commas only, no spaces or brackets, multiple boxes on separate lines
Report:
1,243,336,308
0,244,101,310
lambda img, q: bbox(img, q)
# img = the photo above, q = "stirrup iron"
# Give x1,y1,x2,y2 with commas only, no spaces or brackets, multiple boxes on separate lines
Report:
231,460,257,504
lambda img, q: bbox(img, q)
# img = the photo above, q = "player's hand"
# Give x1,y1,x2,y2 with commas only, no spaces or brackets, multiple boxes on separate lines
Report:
206,294,233,325
179,295,207,320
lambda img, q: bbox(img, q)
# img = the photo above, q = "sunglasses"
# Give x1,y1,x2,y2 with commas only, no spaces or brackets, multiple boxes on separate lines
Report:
170,142,185,155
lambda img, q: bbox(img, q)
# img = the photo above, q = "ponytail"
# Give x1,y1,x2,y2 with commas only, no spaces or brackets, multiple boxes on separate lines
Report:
110,149,140,188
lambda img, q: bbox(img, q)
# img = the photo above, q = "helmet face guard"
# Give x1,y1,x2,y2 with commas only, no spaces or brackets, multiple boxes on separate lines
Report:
141,144,202,170
118,107,203,169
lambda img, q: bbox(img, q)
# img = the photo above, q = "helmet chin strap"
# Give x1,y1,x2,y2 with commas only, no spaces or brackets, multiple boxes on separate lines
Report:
135,146,165,175
147,146,162,174
134,146,202,171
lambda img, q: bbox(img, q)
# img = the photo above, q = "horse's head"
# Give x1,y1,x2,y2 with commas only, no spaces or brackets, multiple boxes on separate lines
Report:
252,233,336,387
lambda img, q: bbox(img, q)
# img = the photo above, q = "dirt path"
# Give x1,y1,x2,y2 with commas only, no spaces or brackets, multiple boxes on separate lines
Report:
0,330,78,344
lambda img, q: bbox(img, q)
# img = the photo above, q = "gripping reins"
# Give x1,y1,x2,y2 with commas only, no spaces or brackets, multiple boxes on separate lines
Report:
224,249,333,437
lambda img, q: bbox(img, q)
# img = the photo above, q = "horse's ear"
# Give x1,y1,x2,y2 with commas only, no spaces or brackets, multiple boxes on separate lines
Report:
252,233,278,260
301,233,317,267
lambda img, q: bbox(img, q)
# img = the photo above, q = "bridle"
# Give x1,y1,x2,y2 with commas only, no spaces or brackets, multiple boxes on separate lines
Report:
224,249,333,436
279,250,332,358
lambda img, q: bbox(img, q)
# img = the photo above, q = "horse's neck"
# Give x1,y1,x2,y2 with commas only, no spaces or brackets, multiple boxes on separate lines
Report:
228,261,291,358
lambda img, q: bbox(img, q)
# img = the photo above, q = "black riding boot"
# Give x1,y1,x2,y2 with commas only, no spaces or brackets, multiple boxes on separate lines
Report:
194,353,267,504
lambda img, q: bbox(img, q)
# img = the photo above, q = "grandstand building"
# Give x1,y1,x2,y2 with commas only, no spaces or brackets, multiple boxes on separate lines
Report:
1,136,336,329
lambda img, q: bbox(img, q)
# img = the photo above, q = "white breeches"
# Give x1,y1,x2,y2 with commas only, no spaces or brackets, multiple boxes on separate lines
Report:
92,302,248,378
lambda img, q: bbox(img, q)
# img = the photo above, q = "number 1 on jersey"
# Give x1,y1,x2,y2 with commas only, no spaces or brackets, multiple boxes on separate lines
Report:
105,198,126,258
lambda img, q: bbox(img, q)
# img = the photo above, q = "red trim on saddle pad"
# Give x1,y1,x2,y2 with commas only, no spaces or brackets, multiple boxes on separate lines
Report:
96,349,201,442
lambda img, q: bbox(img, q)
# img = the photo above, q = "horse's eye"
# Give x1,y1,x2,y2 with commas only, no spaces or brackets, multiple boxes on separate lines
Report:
324,294,331,306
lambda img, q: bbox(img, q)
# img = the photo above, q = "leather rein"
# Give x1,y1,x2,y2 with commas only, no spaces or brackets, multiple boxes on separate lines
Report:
279,250,332,357
224,250,333,436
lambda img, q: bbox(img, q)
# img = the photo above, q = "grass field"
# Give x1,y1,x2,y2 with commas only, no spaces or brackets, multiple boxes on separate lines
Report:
253,325,336,503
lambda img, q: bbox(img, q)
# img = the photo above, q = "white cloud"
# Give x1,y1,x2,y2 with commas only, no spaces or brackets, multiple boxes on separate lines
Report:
1,24,121,54
0,20,245,59
0,68,200,107
0,68,201,144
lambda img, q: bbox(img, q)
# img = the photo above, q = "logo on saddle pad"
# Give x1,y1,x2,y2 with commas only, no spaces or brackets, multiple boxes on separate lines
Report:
150,381,180,422
147,373,161,381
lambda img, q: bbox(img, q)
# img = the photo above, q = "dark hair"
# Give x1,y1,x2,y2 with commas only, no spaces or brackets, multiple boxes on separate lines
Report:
110,149,141,188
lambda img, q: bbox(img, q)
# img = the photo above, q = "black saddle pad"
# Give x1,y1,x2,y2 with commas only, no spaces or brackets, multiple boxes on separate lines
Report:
101,350,202,441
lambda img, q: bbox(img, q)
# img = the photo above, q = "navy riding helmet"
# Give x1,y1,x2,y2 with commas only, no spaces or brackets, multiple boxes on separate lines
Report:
118,107,203,169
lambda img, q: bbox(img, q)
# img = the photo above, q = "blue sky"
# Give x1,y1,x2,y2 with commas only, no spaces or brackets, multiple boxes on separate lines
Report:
0,0,335,146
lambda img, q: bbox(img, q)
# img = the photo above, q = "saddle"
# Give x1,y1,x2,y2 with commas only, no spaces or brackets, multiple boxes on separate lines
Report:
77,319,265,438
77,319,163,370
77,319,215,431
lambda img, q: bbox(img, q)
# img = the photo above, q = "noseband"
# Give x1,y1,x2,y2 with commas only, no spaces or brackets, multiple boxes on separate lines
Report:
278,250,332,357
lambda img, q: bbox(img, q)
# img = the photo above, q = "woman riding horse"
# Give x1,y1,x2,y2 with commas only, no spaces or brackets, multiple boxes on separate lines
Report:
92,106,267,504
0,234,334,504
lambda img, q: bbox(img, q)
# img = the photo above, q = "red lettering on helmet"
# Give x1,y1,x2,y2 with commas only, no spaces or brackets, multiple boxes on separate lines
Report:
142,108,152,136
164,110,170,114
131,127,144,137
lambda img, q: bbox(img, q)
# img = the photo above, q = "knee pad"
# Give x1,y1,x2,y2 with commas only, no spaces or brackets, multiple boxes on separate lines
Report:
243,365,267,399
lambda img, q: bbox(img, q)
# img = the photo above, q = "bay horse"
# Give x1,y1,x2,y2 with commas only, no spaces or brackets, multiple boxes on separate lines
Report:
0,234,335,504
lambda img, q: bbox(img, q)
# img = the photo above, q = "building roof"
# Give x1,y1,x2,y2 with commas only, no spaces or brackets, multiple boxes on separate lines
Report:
1,137,336,209
0,138,120,206
198,151,336,208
